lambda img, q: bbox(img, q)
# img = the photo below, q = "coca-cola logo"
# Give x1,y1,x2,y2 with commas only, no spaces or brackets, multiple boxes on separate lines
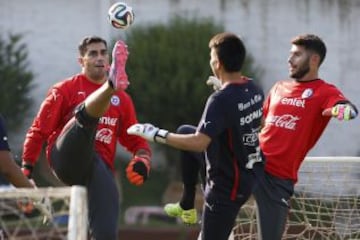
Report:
95,128,113,144
267,114,299,130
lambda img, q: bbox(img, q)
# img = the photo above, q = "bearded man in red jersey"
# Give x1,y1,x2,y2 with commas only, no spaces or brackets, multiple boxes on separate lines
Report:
21,36,151,240
254,34,358,240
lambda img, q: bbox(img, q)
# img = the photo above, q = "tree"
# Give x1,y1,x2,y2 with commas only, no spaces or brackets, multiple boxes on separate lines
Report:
0,33,34,131
125,17,221,131
117,16,263,173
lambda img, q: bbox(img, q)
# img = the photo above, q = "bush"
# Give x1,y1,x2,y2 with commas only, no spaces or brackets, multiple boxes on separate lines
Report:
0,33,34,131
114,16,263,178
124,17,222,131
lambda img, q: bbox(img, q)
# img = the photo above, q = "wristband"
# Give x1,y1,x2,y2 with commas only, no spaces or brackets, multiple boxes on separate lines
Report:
154,129,169,144
21,163,33,179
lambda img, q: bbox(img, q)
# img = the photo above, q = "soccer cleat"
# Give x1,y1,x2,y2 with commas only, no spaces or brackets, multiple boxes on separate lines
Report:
108,40,129,90
164,202,183,217
164,202,198,225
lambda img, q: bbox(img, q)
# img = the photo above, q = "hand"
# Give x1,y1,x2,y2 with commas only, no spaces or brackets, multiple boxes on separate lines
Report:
322,104,357,120
21,162,34,179
126,156,151,186
127,123,169,144
206,76,222,91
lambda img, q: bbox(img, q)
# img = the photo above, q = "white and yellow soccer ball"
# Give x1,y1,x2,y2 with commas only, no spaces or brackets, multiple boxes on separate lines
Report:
108,2,134,30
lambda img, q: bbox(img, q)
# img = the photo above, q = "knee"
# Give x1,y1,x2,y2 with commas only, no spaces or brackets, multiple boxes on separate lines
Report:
176,124,196,134
74,103,99,128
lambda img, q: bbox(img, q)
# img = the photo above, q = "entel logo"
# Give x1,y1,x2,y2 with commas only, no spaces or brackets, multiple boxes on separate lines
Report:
281,97,305,108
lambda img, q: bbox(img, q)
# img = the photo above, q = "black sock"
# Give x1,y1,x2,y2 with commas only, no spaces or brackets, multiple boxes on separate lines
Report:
180,184,196,210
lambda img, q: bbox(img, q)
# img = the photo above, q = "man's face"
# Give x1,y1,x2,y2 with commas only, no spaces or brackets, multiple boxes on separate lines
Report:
287,44,311,80
79,42,109,82
209,48,219,78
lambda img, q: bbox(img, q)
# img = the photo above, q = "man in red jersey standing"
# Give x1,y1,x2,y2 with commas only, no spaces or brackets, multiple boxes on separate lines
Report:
21,36,151,240
254,34,358,240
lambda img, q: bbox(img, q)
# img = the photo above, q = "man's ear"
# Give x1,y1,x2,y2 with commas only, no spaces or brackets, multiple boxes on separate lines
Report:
212,59,221,70
310,53,320,67
78,57,84,66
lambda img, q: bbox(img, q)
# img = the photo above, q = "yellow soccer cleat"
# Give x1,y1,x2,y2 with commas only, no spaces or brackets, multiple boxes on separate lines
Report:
164,202,198,225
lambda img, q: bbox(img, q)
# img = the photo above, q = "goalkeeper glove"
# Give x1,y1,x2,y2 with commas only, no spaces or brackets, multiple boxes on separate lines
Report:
127,123,169,144
126,156,151,186
206,76,222,91
323,104,358,120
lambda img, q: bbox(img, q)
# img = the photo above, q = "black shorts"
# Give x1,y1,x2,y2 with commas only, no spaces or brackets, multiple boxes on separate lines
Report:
253,171,294,240
49,104,119,239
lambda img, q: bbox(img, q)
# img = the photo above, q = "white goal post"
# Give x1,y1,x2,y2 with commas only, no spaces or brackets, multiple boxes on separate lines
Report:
231,156,360,240
0,185,88,240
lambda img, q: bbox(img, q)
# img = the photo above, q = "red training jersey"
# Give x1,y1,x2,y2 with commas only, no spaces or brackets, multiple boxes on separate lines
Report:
22,74,150,171
259,79,347,182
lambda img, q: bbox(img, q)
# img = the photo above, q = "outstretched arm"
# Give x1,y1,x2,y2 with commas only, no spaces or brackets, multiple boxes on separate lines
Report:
127,123,211,152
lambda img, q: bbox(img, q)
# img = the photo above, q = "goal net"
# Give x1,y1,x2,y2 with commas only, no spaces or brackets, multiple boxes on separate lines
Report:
231,156,360,240
0,185,88,240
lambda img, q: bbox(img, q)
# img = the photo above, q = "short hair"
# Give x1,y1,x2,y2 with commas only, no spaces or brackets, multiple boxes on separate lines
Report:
291,34,326,65
209,32,246,72
78,36,107,56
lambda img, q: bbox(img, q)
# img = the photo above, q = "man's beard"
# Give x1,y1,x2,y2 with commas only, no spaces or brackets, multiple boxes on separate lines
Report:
89,69,106,82
290,64,310,80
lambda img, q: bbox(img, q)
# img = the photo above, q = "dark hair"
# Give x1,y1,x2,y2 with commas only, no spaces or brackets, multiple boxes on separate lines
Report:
209,32,246,72
291,34,326,65
78,36,107,56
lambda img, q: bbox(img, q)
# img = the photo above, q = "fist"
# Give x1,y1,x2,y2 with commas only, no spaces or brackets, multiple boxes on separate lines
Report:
331,104,357,120
126,156,151,186
206,76,222,91
127,123,169,144
323,104,357,120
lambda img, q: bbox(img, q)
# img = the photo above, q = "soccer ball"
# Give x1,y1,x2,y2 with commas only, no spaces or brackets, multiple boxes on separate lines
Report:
108,2,134,29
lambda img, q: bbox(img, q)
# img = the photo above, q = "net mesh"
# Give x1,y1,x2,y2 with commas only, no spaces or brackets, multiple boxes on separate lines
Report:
0,186,87,240
232,157,360,240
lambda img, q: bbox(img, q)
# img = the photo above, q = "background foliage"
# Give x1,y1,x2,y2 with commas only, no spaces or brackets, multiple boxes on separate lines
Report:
116,16,263,174
125,16,222,131
0,33,34,131
114,17,264,214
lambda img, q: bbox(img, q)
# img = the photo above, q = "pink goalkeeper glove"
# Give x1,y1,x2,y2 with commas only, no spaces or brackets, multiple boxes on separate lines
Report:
322,104,357,120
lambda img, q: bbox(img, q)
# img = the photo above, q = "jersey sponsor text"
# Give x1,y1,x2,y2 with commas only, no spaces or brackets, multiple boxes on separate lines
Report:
98,117,118,126
267,114,299,130
95,128,113,144
240,109,263,126
280,97,305,108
